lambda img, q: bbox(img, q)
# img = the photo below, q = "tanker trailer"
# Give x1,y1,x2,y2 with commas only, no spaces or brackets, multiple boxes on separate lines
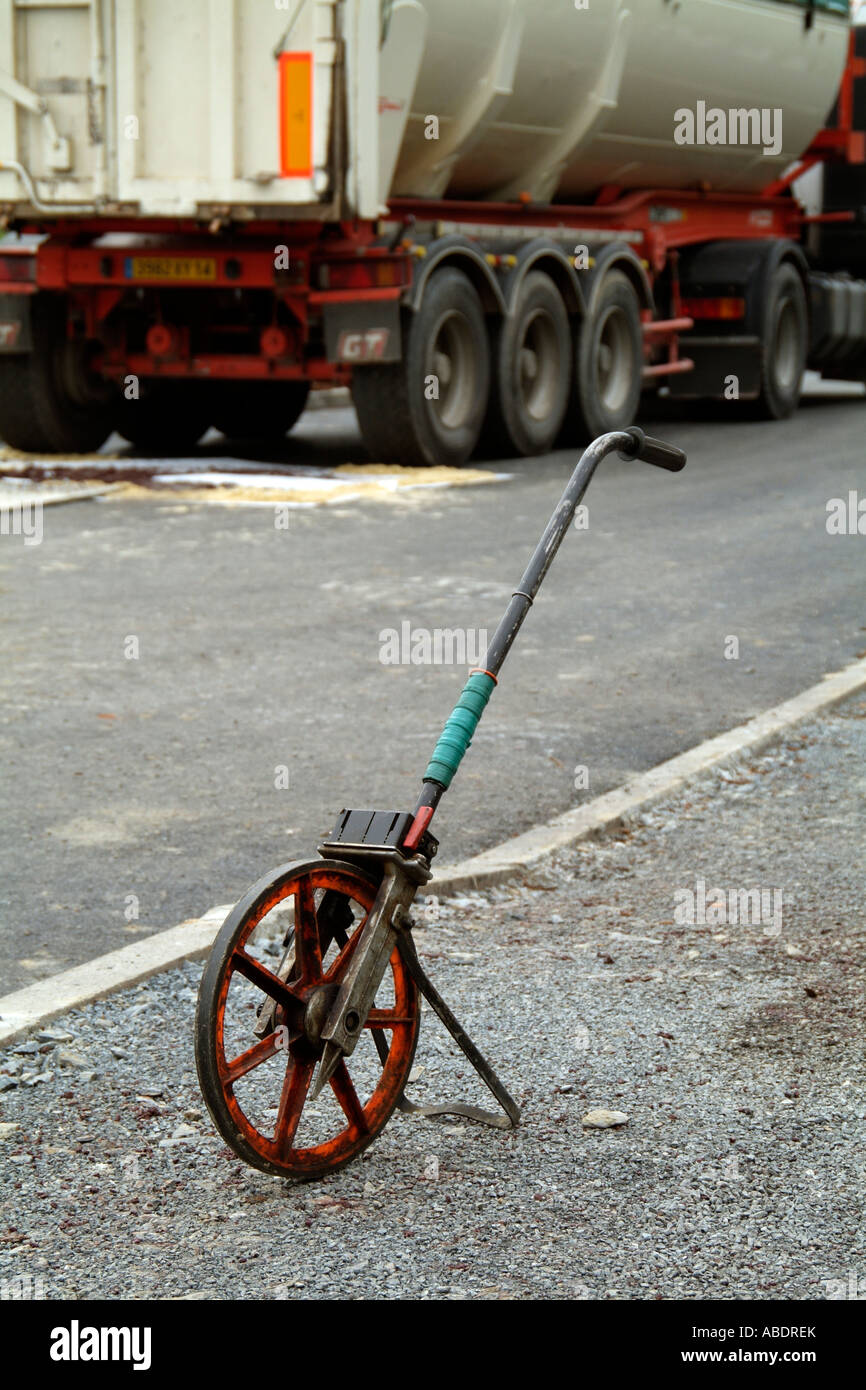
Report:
0,0,862,464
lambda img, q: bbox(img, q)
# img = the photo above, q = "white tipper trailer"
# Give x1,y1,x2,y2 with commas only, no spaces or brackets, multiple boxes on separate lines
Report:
0,0,863,463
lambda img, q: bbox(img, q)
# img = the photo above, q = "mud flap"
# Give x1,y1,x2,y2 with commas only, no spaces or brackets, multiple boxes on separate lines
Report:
0,294,33,352
666,335,762,399
322,298,402,364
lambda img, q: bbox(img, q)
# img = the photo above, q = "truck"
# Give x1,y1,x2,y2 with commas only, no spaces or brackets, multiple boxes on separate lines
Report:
0,0,863,465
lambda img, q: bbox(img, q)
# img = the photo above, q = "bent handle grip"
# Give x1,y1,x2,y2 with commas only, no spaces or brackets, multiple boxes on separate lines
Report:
423,671,497,790
624,426,687,472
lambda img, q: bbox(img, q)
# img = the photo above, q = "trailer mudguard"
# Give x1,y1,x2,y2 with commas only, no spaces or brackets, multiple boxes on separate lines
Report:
676,238,809,338
581,242,655,317
497,238,586,319
405,235,506,316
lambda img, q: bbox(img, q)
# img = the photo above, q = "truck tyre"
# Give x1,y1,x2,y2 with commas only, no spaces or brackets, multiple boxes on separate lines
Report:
485,270,572,456
0,355,55,452
564,270,642,442
352,267,490,467
115,383,212,453
754,263,808,419
212,381,310,440
0,298,114,454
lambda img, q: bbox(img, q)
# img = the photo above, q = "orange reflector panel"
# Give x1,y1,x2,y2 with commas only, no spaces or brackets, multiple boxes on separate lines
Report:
279,52,313,178
680,296,746,321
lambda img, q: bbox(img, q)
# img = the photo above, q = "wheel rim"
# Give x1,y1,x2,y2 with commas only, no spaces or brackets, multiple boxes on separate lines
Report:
594,305,635,413
774,297,801,393
518,308,560,422
201,864,418,1177
429,309,477,431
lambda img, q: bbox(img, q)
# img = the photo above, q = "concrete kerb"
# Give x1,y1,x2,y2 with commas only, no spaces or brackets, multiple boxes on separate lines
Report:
0,906,231,1048
426,656,866,895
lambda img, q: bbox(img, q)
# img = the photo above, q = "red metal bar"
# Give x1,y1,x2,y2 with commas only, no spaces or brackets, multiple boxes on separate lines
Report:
642,316,694,337
307,286,403,306
401,805,434,854
389,188,801,239
100,354,349,382
642,359,694,380
761,155,821,200
801,210,857,225
36,242,308,291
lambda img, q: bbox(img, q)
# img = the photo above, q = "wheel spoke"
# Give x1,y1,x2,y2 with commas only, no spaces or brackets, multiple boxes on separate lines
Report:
293,878,322,982
232,949,302,1009
223,1033,283,1085
273,1054,315,1158
364,1009,414,1029
330,1060,369,1134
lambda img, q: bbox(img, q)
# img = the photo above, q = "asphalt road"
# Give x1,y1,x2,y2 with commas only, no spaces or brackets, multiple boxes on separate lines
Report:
1,386,864,990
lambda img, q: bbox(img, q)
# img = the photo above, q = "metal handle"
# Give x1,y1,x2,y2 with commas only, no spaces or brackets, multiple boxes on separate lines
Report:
406,428,687,834
622,425,688,472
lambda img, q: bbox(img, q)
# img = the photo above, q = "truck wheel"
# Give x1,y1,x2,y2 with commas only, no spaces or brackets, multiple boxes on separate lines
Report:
0,356,55,452
564,270,642,442
0,300,114,454
115,383,211,453
485,271,572,456
352,267,490,467
212,382,310,440
754,263,807,420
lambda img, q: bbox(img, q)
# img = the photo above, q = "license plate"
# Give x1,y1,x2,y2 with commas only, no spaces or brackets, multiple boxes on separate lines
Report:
125,256,217,282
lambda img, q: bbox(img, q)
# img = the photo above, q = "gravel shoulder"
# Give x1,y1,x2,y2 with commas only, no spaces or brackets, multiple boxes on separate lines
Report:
1,698,864,1301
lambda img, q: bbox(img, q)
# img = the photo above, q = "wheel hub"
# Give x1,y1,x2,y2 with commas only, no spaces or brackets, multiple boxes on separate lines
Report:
303,981,340,1048
518,308,560,422
520,346,539,382
430,310,476,431
433,350,452,386
595,306,633,413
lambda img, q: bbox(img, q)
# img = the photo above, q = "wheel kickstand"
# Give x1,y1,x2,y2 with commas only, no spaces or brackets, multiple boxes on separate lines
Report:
389,930,520,1130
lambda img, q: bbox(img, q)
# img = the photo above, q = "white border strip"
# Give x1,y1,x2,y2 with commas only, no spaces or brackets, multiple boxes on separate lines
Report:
1,656,864,1048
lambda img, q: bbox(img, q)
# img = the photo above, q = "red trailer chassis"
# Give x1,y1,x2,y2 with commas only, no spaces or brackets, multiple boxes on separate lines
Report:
0,183,811,385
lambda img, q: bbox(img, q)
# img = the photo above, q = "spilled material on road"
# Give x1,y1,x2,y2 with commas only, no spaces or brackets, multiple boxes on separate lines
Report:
0,448,506,507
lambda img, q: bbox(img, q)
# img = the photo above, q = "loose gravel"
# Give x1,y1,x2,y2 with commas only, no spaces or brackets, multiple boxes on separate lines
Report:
1,699,864,1301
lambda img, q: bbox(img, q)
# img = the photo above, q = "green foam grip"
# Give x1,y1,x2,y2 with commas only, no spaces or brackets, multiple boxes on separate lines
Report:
424,671,496,789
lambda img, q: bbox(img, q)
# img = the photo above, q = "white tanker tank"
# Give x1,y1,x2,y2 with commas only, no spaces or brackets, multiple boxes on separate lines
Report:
384,0,850,203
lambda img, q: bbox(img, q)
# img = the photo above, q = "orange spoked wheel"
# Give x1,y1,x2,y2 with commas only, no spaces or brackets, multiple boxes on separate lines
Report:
195,859,419,1179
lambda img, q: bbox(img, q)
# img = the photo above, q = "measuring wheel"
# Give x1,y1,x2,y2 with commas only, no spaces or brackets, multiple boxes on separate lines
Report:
196,427,686,1178
195,859,420,1179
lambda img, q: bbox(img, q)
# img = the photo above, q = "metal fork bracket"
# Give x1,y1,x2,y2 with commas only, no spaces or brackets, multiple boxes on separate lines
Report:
316,843,519,1128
